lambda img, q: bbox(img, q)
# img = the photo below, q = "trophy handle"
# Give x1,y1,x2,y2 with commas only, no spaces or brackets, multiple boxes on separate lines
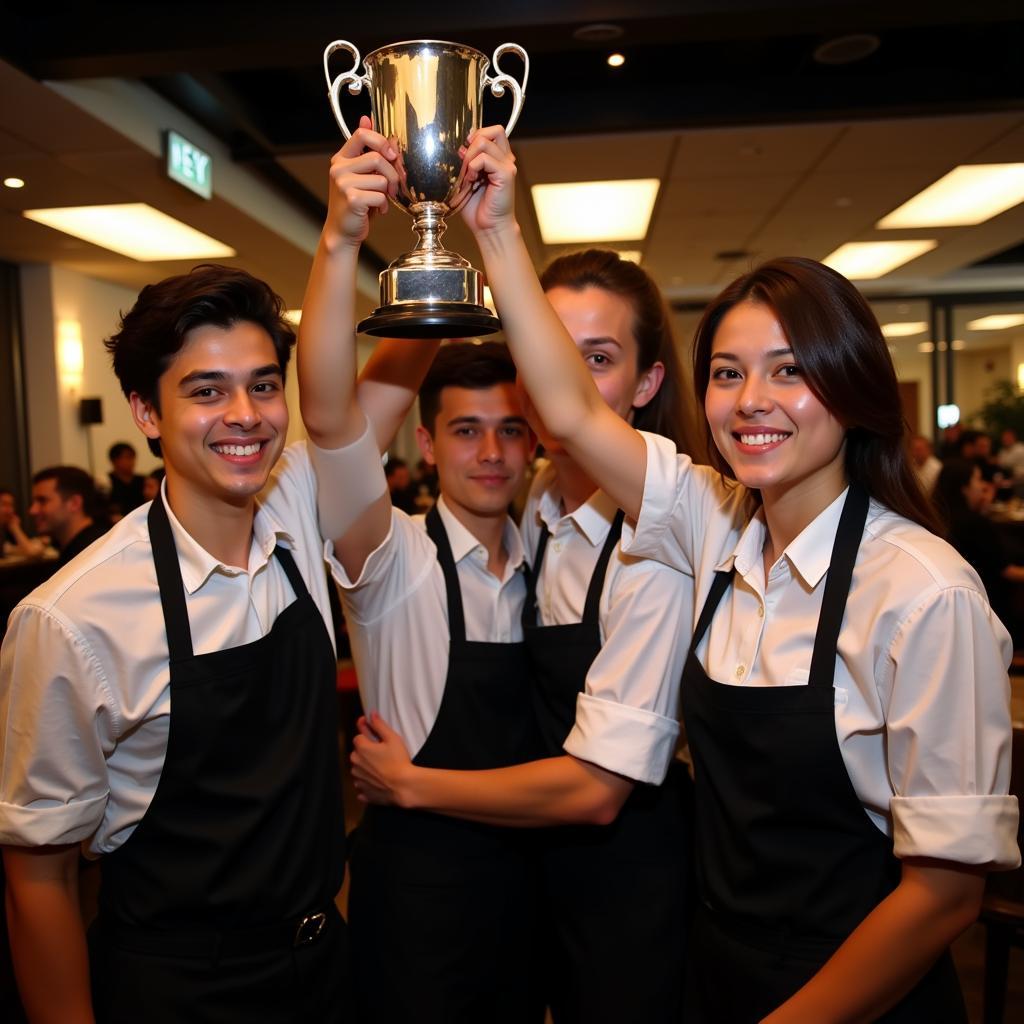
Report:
324,40,370,140
483,43,530,137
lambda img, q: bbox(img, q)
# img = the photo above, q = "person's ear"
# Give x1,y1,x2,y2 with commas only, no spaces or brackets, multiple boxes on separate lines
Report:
415,424,437,467
632,361,665,410
129,392,162,444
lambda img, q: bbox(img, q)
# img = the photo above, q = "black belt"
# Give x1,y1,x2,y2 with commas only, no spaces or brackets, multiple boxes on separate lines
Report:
98,904,336,960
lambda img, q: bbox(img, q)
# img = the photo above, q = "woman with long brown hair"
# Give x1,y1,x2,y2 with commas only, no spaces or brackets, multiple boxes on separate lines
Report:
449,124,1018,1023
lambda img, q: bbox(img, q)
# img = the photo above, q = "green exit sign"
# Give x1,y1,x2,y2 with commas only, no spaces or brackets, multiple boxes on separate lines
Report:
166,131,212,199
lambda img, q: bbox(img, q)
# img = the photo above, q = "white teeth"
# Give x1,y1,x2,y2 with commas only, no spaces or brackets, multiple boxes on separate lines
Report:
738,432,787,446
214,443,261,456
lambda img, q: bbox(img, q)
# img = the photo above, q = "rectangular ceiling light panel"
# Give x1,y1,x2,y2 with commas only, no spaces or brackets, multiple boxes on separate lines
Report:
531,179,660,244
880,321,928,337
967,314,1024,331
23,203,236,261
877,164,1024,228
823,240,937,280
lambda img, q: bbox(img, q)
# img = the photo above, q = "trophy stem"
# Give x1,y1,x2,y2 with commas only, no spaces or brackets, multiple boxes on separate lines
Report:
410,203,448,257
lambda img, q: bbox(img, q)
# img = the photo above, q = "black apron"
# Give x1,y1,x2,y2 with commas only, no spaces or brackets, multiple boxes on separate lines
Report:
681,484,966,1023
90,494,348,1024
523,508,691,1024
348,505,543,1024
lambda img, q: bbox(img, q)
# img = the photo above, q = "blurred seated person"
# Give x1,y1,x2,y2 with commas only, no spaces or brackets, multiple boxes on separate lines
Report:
938,422,962,459
0,489,45,559
29,466,109,568
936,459,1024,643
142,467,165,503
908,434,942,495
384,455,418,515
106,441,146,517
998,427,1024,489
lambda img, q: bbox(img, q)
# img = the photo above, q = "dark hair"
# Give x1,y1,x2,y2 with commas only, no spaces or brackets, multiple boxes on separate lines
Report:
692,256,943,535
108,441,136,462
957,429,982,454
540,249,695,452
384,456,407,479
32,466,103,520
148,467,166,483
104,265,296,456
934,458,977,529
418,341,517,434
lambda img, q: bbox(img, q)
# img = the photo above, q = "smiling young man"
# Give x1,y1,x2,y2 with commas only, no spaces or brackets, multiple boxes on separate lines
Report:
295,118,543,1023
0,266,380,1023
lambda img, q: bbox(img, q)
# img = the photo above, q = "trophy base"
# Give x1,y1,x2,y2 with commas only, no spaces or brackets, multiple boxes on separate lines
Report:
357,303,501,339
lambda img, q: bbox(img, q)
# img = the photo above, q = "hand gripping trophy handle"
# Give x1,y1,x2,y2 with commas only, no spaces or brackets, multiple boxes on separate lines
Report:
323,40,369,140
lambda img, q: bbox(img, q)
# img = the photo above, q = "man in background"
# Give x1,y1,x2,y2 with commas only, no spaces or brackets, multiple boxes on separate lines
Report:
29,466,107,567
106,441,146,515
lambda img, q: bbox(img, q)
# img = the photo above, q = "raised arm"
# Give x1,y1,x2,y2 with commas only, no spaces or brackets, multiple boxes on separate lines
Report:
459,128,648,518
297,117,399,577
355,337,441,453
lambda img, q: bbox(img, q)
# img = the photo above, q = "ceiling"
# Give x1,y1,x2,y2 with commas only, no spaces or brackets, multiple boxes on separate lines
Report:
2,1,1023,311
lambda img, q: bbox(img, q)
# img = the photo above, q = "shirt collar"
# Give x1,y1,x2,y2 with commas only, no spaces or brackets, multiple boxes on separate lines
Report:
159,481,296,594
714,486,850,589
436,494,525,571
535,476,618,547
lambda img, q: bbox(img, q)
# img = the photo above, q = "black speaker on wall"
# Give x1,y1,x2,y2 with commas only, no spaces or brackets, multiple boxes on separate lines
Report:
79,397,103,425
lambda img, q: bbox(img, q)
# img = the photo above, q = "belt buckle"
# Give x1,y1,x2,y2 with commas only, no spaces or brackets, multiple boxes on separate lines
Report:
293,911,327,948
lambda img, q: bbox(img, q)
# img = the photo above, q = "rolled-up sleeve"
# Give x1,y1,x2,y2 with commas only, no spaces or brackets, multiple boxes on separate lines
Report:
308,415,387,543
562,551,692,784
883,585,1019,868
0,604,115,847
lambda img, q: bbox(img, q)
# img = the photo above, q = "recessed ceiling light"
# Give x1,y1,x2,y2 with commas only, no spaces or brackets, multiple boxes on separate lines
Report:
3,177,25,189
951,339,966,350
607,53,625,67
917,342,935,353
572,23,623,42
284,309,302,324
22,203,236,262
532,179,660,244
877,164,1024,228
967,313,1024,331
813,33,881,65
823,240,937,279
880,321,928,337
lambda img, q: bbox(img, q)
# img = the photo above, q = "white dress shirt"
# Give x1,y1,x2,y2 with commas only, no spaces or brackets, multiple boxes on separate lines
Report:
522,463,692,784
337,495,527,759
0,439,369,854
622,431,1020,869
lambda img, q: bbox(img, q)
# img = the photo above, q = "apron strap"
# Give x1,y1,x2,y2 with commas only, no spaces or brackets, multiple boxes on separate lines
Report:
807,483,870,688
521,522,551,630
273,542,311,601
425,504,466,643
148,494,194,661
581,508,625,628
691,569,734,652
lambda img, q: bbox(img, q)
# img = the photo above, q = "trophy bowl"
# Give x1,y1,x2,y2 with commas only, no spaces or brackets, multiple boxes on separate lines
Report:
324,38,528,337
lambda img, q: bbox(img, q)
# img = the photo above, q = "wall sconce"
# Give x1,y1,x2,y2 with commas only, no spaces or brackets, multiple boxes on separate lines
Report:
57,320,84,392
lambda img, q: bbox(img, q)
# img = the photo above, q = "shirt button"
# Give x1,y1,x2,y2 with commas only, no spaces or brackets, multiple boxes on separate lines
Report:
552,541,562,552
758,605,764,618
735,664,746,678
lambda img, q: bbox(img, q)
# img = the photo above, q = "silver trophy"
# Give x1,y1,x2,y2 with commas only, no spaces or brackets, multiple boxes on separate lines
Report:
324,38,528,337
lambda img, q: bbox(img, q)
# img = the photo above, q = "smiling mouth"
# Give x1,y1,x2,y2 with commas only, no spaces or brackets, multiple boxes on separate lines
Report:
210,441,266,457
733,430,791,448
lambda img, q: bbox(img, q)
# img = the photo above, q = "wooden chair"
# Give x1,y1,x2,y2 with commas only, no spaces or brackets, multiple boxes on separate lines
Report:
982,724,1024,1023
